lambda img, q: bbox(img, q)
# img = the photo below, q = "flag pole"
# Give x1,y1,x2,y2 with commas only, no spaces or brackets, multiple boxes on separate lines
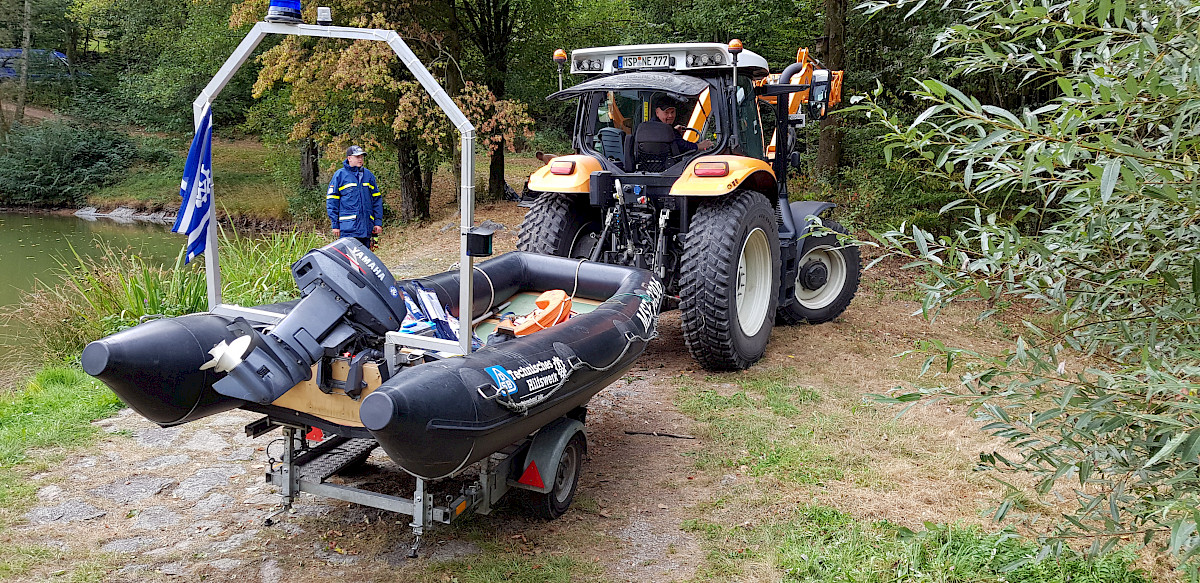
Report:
194,101,223,311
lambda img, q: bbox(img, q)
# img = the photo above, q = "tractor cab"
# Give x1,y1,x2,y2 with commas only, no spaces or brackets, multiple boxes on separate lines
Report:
519,41,860,373
534,44,772,192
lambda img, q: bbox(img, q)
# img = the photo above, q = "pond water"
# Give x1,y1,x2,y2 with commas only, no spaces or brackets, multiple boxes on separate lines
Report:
0,212,185,361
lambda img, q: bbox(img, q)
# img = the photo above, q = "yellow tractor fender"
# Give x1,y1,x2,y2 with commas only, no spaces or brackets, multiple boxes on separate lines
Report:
527,155,604,194
669,155,778,198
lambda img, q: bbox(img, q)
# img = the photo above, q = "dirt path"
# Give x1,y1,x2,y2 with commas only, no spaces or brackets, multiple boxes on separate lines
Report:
0,103,60,122
4,204,1013,582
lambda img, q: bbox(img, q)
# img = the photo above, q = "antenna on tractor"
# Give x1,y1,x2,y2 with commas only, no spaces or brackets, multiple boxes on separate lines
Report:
553,49,567,91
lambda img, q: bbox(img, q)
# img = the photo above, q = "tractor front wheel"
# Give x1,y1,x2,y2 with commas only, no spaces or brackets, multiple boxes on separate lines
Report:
777,219,860,324
679,190,780,371
516,192,601,258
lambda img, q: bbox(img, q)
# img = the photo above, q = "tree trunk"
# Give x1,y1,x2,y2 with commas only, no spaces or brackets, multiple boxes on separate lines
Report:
16,0,32,122
395,135,429,222
487,143,506,201
484,57,508,201
445,3,464,202
300,138,320,190
816,0,847,175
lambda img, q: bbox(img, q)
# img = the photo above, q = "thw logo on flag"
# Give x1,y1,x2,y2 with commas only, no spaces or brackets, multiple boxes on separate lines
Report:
172,107,214,264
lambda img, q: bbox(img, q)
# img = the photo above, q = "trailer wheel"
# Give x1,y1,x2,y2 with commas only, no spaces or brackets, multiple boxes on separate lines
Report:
526,431,586,520
679,190,780,371
777,219,860,325
517,192,601,259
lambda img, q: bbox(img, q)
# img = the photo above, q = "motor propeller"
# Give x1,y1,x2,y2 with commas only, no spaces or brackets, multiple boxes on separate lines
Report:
199,334,253,374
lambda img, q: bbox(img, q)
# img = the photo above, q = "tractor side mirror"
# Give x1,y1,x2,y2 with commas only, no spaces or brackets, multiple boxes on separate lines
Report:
789,151,803,169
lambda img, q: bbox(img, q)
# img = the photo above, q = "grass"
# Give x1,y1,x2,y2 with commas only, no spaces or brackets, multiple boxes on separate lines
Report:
90,138,288,219
673,364,1149,582
3,229,326,367
0,366,122,538
682,506,1147,582
422,554,598,582
678,366,840,484
0,367,122,467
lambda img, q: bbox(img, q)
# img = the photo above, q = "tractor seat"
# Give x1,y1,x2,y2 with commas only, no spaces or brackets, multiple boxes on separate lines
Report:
627,121,680,173
598,127,627,168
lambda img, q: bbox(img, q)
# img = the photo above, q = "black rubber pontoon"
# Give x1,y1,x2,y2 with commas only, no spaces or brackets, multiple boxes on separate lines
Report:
83,241,661,480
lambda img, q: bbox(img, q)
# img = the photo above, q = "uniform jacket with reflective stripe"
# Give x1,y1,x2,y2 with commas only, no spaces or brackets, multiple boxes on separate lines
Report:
326,161,382,238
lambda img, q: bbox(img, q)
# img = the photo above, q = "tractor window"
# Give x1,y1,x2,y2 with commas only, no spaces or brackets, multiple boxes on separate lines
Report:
736,75,764,159
595,91,639,135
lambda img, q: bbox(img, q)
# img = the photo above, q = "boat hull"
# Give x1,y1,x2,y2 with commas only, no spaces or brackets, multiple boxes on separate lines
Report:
83,251,662,480
81,314,246,425
362,253,662,479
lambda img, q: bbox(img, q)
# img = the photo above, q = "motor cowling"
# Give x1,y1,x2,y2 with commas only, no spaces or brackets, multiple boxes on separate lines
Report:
212,238,406,404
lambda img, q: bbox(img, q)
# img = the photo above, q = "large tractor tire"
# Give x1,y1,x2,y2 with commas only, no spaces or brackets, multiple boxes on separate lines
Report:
777,219,860,325
517,192,601,258
679,190,780,371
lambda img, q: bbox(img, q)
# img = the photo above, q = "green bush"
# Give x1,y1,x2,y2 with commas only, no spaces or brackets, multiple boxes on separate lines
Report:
862,0,1200,573
0,121,137,207
286,187,328,223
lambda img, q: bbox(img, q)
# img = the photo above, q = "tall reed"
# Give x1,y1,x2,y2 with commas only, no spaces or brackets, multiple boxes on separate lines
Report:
1,228,328,367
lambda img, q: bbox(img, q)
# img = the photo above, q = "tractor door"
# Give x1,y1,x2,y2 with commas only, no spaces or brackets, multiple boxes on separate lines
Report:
735,75,765,160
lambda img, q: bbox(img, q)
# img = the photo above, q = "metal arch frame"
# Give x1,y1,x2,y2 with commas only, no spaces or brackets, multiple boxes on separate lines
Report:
195,21,476,355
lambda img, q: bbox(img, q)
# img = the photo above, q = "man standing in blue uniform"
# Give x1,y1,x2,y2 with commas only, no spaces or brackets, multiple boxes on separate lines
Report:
327,145,383,248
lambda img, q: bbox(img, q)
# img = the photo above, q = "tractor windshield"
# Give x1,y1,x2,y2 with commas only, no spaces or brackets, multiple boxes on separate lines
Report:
582,86,720,173
553,71,722,174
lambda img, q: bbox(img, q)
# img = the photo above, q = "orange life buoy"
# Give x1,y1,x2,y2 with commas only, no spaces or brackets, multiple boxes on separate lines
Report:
512,290,572,337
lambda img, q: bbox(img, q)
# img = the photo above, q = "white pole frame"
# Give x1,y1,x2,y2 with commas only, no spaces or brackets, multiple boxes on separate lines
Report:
196,21,476,356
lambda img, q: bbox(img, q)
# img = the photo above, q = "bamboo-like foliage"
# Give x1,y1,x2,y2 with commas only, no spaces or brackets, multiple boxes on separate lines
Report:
855,0,1200,572
3,228,327,364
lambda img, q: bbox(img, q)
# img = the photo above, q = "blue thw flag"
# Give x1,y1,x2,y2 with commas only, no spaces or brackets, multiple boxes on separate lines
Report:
173,107,214,263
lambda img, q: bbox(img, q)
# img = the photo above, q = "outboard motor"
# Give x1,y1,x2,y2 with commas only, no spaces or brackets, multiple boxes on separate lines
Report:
210,238,406,403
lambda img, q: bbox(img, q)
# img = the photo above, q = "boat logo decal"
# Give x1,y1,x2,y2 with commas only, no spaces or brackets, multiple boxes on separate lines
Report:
348,246,387,282
512,356,568,393
485,366,518,396
389,286,399,298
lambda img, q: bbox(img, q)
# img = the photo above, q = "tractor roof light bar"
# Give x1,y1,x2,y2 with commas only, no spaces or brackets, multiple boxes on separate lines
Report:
193,21,477,356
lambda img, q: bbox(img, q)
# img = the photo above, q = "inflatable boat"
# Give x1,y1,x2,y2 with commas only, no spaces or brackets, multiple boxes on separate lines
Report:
83,239,662,480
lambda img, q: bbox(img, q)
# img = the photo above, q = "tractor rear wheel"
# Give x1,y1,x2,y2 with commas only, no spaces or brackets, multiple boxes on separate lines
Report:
517,192,601,259
679,190,780,371
777,219,860,324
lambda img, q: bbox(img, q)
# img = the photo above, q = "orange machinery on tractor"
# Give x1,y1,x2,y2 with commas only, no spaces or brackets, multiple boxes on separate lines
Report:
517,41,859,371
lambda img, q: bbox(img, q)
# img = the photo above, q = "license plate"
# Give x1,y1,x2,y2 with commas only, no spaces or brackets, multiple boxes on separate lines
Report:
618,54,669,69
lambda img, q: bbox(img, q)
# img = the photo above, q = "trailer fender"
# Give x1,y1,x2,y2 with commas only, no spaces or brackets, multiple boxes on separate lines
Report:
509,417,586,494
790,200,837,253
669,155,776,198
527,155,603,194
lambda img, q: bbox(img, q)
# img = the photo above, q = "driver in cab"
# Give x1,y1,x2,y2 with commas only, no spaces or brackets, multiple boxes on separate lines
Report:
653,96,713,152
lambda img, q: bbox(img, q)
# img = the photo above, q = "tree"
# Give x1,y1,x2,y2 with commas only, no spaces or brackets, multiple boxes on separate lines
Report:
235,0,532,221
815,0,845,174
456,0,553,200
858,0,1200,572
15,0,31,122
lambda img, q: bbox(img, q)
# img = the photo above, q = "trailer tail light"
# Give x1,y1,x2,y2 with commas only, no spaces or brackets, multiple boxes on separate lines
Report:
549,160,576,175
694,162,729,177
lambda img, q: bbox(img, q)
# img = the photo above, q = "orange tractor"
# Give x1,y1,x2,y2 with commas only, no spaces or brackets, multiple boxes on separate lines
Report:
517,42,858,371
